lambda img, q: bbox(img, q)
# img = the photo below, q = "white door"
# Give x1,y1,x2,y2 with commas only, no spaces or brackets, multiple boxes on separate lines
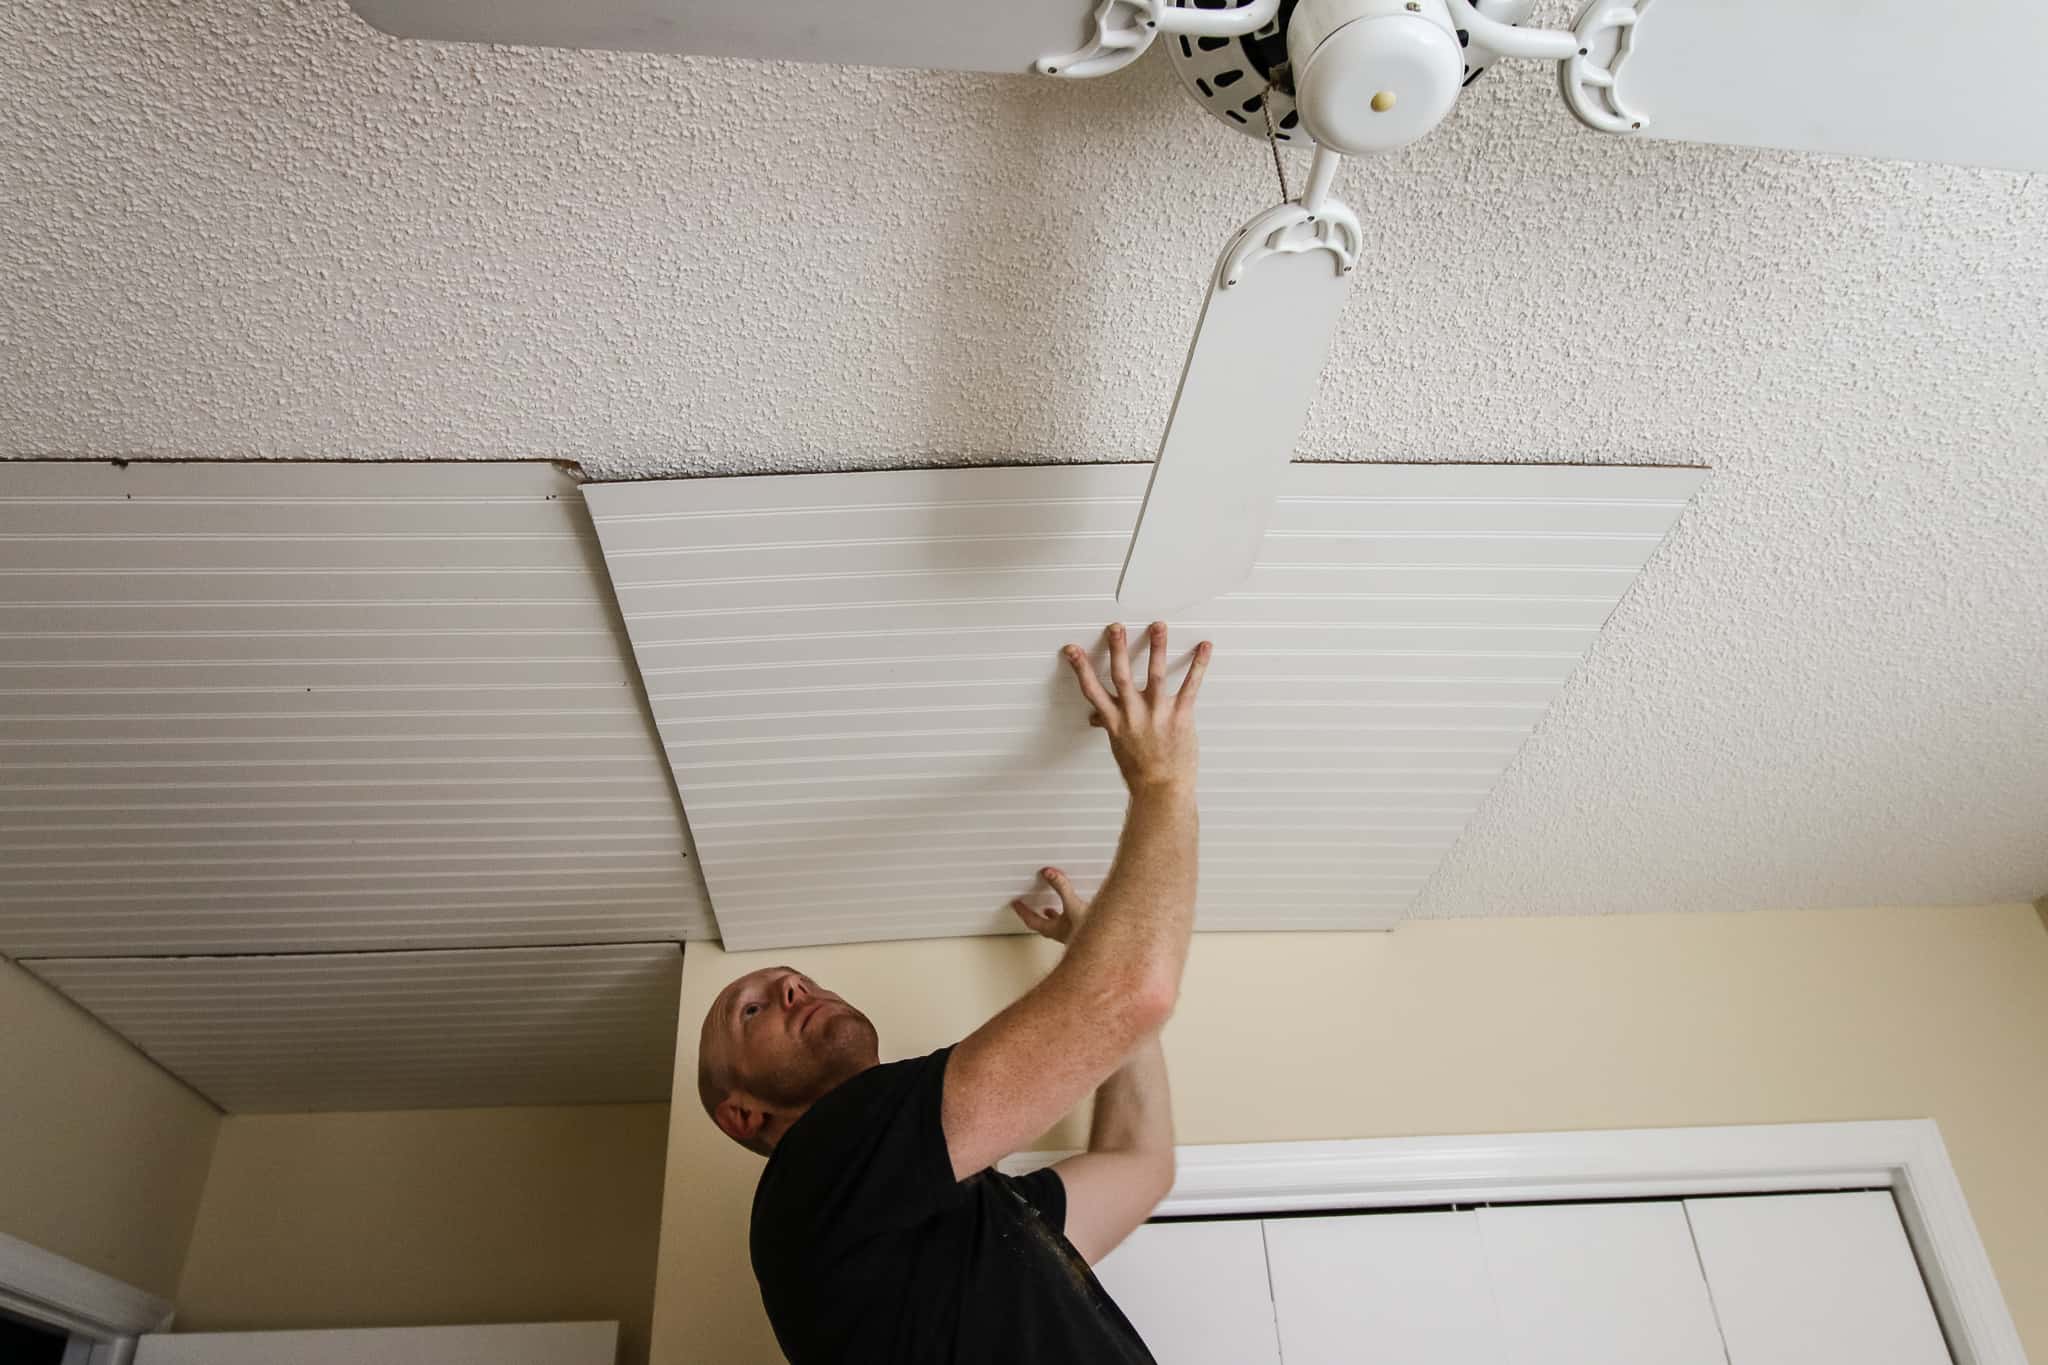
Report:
1093,1219,1282,1365
1263,1203,1724,1365
1685,1192,1952,1365
1097,1190,1955,1364
133,1321,618,1364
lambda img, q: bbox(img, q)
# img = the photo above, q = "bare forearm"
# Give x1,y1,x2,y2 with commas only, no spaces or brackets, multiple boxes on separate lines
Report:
1089,1033,1173,1156
1057,782,1198,1003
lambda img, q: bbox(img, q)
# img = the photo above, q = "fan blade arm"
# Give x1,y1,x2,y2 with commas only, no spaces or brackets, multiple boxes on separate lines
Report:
1038,0,1281,78
1442,0,1577,60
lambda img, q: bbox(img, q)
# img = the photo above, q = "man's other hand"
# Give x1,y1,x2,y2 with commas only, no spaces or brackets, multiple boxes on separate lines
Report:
1061,622,1211,796
1011,867,1088,945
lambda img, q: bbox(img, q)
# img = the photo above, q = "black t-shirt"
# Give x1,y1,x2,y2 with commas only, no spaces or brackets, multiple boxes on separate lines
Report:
750,1046,1158,1364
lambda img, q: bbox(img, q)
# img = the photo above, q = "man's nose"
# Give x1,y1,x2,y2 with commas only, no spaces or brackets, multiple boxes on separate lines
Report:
781,974,808,1008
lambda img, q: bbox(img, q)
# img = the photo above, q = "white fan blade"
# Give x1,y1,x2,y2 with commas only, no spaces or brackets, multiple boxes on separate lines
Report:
1116,244,1352,619
1608,0,2048,172
346,0,1101,71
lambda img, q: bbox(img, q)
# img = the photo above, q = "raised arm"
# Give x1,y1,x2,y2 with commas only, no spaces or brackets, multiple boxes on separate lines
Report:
1013,871,1177,1264
941,622,1209,1182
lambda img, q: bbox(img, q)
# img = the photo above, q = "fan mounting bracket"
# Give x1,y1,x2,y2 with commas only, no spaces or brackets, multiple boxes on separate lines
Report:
1221,143,1360,286
1220,201,1362,287
1039,0,1284,79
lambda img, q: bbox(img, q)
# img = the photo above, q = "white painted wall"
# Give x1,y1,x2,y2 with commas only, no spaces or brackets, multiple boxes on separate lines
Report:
0,960,218,1298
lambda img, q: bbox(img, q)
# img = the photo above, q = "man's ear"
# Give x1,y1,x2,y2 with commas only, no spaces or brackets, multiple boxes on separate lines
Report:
715,1095,767,1146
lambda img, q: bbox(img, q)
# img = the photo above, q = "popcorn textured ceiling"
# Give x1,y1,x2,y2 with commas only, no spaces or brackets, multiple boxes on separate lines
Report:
2,0,2043,917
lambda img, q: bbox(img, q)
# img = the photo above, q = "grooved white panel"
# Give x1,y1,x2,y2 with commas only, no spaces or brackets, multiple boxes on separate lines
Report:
26,944,683,1112
587,462,1702,950
1685,1193,1952,1365
0,461,714,956
1092,1219,1282,1365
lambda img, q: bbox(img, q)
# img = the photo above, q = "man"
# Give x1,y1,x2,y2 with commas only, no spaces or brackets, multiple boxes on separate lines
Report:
696,621,1210,1363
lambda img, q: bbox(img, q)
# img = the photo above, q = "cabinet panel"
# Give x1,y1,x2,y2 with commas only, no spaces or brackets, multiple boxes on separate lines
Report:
1477,1203,1726,1365
1264,1210,1506,1364
1685,1192,1951,1365
1093,1219,1282,1365
135,1322,618,1364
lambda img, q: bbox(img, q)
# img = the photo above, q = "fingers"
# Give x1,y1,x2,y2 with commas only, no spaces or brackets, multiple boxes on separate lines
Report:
1062,643,1117,722
1176,639,1213,711
1040,866,1086,915
1145,621,1167,694
1010,893,1066,943
1106,622,1134,696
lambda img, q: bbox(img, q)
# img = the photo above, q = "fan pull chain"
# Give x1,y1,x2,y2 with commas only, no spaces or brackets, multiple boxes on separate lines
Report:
1262,97,1292,204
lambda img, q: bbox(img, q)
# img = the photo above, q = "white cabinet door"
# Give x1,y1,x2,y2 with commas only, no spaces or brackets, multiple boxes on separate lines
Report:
134,1321,619,1364
1685,1192,1952,1365
1477,1203,1726,1365
1264,1210,1506,1365
1092,1219,1282,1365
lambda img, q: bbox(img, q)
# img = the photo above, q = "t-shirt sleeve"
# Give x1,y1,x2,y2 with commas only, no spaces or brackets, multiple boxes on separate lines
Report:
755,1047,964,1263
1007,1165,1068,1234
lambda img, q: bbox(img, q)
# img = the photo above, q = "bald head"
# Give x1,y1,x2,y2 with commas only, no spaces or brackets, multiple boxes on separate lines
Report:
698,966,879,1156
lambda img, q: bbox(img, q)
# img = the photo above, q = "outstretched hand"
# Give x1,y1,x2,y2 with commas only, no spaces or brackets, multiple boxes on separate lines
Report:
1061,622,1211,795
1011,867,1087,945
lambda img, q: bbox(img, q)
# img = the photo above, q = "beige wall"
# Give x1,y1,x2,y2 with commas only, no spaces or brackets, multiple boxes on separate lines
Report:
652,904,2048,1364
0,958,219,1297
176,1104,670,1365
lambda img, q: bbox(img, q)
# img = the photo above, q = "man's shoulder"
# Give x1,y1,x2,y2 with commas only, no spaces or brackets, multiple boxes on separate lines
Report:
751,1048,955,1264
759,1048,951,1191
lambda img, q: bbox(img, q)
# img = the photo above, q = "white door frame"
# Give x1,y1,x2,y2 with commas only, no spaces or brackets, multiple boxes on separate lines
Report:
0,1230,173,1365
1008,1118,2025,1365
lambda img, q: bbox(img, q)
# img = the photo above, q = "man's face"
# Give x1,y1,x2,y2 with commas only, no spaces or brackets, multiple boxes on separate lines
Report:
702,966,879,1146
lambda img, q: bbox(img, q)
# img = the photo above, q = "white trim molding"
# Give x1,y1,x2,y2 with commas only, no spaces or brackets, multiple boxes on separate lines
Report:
1007,1119,2025,1365
0,1229,173,1343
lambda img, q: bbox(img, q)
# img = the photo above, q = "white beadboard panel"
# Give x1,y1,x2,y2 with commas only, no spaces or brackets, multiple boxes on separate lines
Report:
586,463,1703,950
0,460,715,956
25,944,683,1112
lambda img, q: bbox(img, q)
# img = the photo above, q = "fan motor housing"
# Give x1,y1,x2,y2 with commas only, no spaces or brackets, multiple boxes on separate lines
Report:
1289,0,1462,153
1164,0,1534,150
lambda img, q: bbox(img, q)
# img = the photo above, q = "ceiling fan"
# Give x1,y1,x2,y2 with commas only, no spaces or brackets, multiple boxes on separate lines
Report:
349,0,2048,616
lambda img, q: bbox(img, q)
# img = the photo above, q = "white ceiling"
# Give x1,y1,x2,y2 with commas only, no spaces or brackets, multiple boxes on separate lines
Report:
0,461,712,957
2,0,2045,920
0,460,707,1110
26,944,683,1112
588,463,1701,948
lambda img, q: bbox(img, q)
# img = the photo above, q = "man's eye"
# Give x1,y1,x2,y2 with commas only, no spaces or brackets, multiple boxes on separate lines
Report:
742,1003,761,1019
